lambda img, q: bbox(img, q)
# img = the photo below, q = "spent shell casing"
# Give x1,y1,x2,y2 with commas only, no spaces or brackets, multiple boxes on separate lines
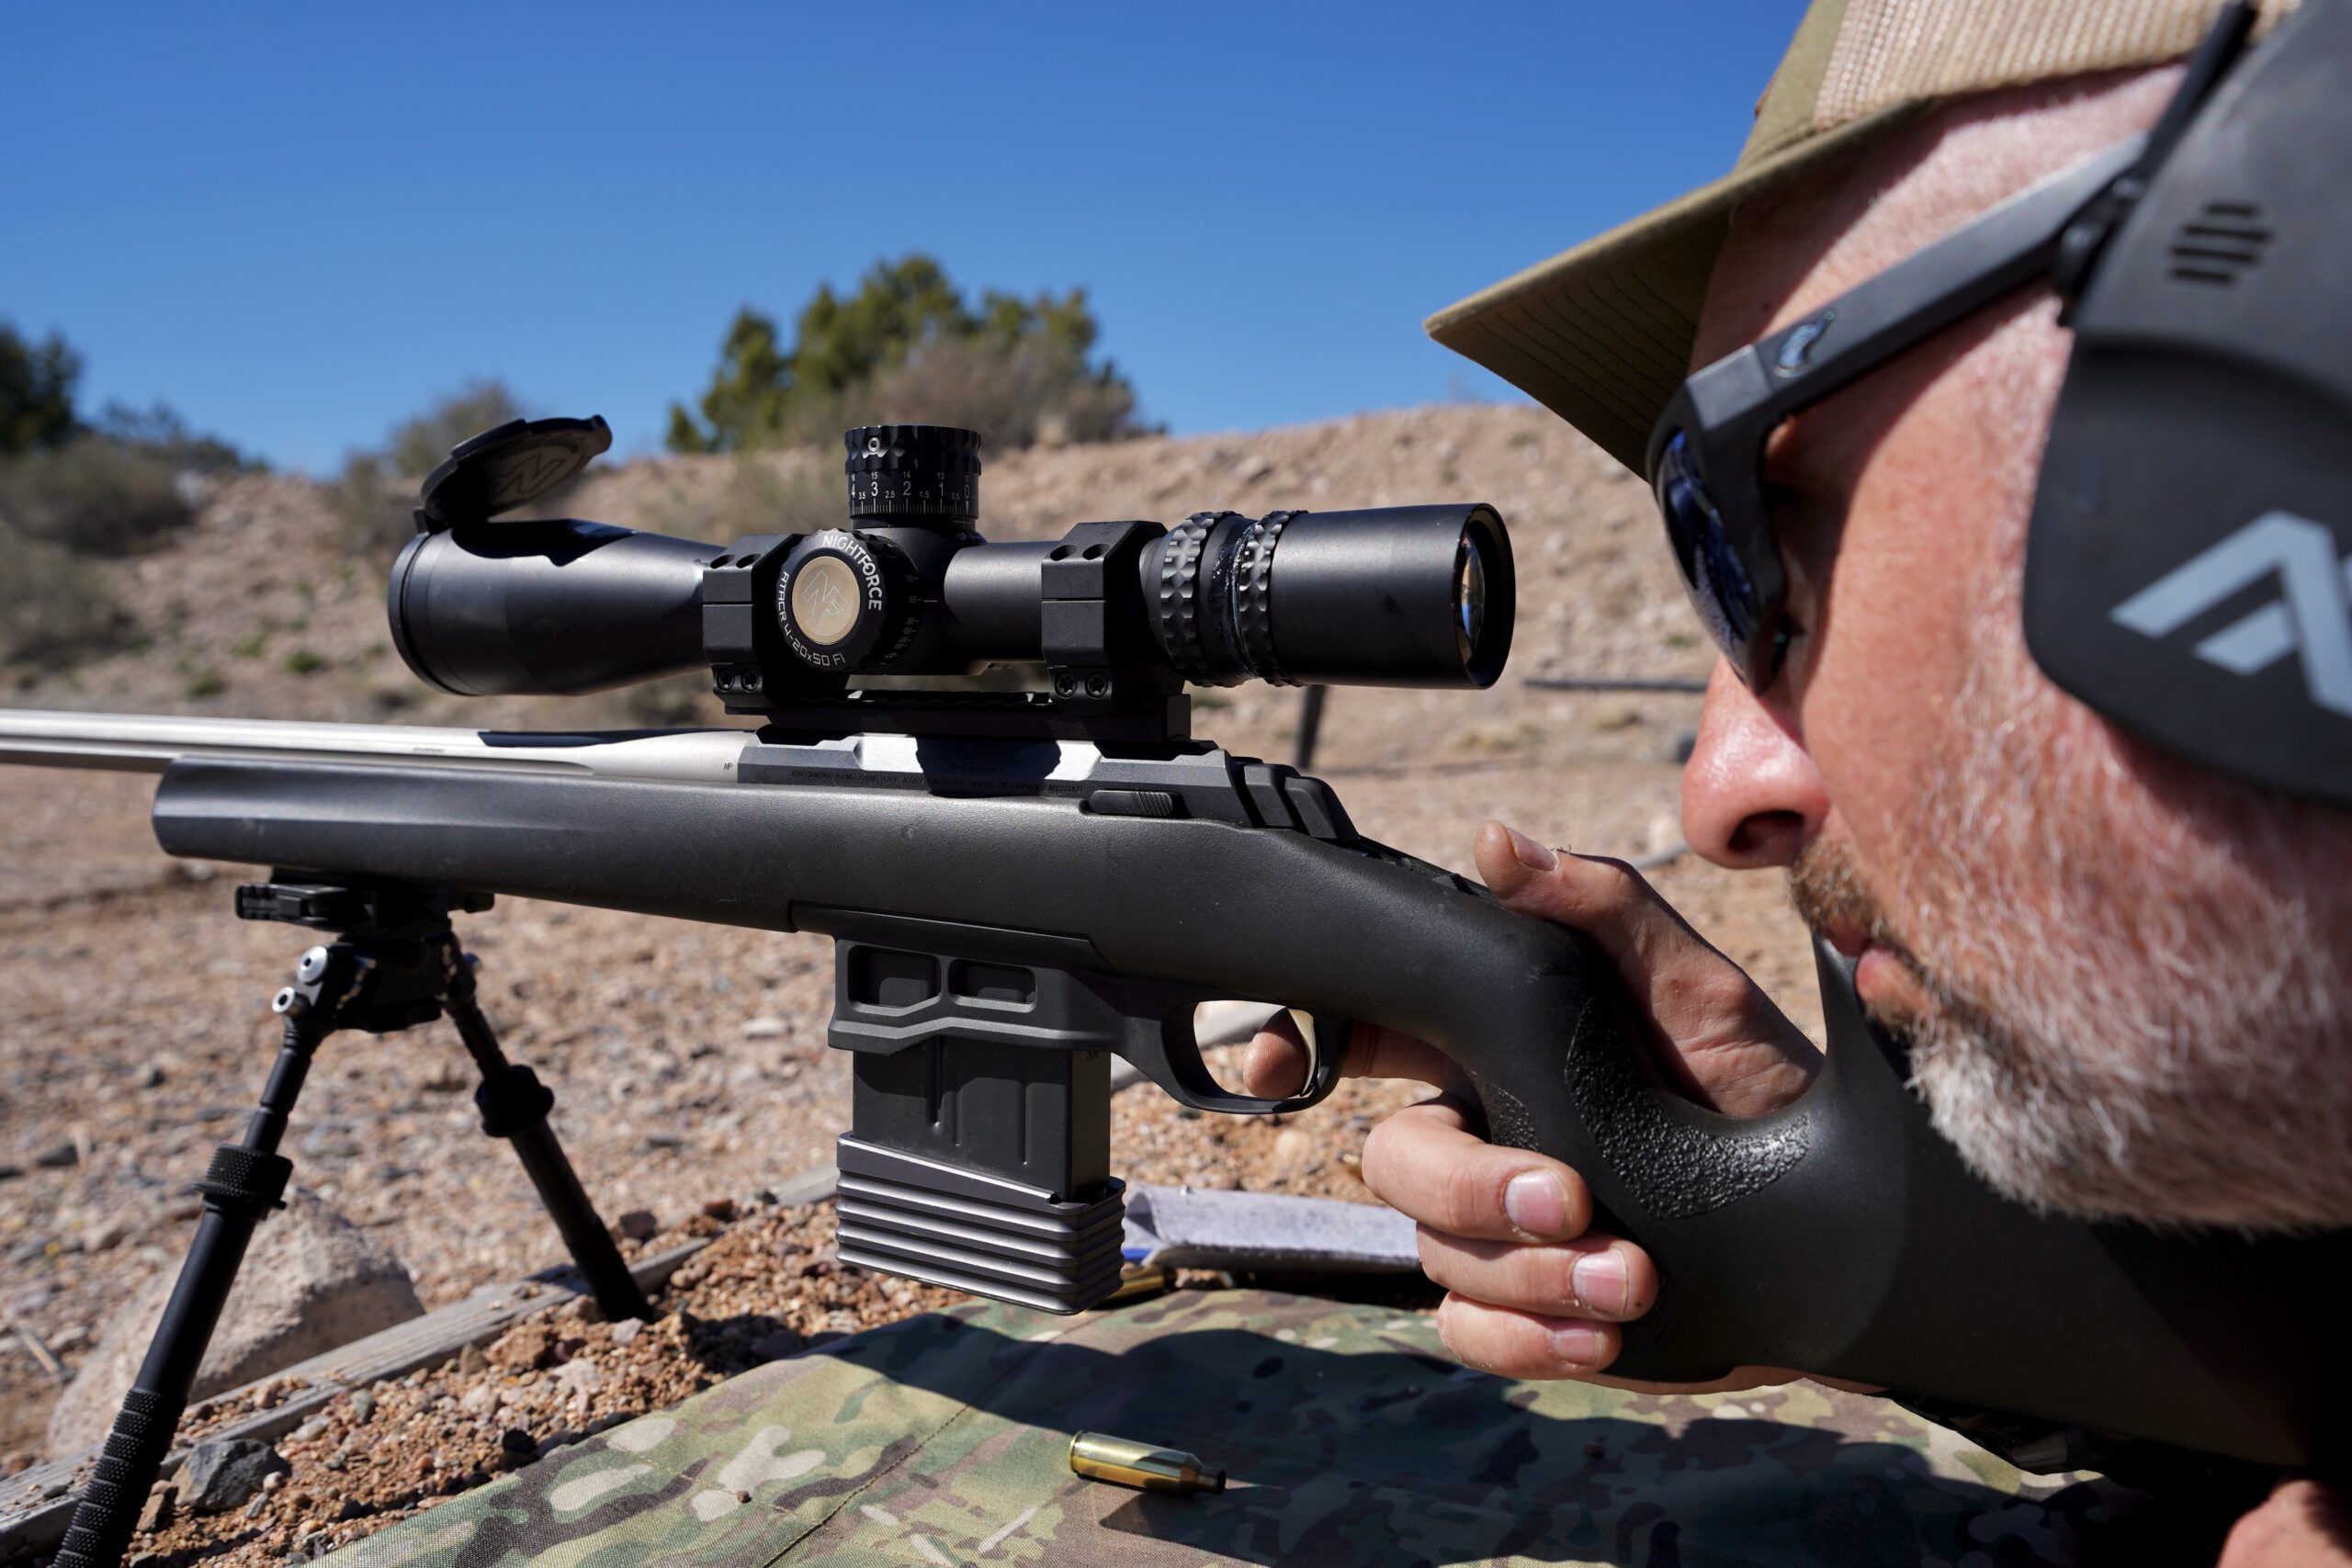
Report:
1102,1264,1170,1304
1068,1431,1227,1495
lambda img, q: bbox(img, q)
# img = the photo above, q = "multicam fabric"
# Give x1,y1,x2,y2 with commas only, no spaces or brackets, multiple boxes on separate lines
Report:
325,1288,2165,1568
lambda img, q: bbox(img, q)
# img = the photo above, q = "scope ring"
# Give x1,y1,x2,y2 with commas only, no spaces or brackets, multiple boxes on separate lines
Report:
1233,510,1300,687
1155,512,1236,685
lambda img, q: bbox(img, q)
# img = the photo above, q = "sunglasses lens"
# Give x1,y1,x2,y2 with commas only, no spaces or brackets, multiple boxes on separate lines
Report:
1654,429,1758,673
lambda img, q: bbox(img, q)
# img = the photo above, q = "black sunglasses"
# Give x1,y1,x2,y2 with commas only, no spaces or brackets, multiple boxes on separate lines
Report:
1645,134,2150,689
1644,0,2274,691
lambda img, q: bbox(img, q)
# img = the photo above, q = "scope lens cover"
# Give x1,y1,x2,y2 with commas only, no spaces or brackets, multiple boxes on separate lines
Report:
417,415,614,530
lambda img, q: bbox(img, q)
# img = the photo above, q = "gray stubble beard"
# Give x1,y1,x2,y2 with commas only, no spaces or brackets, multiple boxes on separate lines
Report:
1819,607,2352,1232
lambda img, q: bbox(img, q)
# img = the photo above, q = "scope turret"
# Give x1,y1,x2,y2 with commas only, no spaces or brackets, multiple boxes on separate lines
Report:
388,420,1513,736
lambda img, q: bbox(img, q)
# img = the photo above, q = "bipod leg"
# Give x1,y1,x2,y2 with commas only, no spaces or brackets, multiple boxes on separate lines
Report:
53,959,330,1568
444,962,650,1322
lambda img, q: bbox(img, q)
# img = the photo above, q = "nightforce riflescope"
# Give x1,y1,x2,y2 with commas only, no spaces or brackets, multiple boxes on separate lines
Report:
388,417,1511,737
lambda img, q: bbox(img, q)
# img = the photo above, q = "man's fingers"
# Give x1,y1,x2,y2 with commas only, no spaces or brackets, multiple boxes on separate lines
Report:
1472,819,1819,1115
1473,819,1706,978
1360,1098,1591,1241
1413,1230,1657,1323
1434,1292,1621,1379
1240,1013,1466,1100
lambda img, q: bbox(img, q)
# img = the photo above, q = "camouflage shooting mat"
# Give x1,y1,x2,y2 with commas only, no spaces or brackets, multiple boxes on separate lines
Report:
322,1288,2173,1568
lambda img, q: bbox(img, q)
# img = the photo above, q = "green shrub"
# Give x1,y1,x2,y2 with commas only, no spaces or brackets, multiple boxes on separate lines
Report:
667,256,1149,454
328,453,417,558
384,380,521,480
283,648,328,675
0,522,123,668
1,324,80,456
0,437,196,554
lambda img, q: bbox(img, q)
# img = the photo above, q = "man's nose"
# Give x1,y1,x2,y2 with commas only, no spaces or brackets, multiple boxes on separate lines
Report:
1680,660,1827,870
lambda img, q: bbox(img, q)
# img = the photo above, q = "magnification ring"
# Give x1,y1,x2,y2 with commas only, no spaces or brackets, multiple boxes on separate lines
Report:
1155,512,1234,684
1233,510,1298,686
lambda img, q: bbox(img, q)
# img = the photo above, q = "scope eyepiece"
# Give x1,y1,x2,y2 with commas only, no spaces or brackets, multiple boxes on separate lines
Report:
1140,504,1512,688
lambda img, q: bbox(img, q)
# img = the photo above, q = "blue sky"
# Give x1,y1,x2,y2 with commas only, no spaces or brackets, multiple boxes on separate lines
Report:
4,3,1805,474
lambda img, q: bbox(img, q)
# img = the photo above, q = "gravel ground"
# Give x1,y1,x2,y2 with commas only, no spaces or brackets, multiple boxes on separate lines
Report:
0,408,1819,1496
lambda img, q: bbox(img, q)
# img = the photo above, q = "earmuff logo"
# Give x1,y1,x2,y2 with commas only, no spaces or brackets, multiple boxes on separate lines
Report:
2110,512,2352,718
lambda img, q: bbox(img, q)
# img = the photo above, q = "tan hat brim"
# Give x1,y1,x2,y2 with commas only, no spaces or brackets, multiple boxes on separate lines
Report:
1425,105,1914,474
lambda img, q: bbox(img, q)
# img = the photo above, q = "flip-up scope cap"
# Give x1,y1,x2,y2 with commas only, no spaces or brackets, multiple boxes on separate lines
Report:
417,415,613,530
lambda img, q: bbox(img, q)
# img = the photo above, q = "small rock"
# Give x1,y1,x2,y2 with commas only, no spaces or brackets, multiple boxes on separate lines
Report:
262,1471,286,1493
40,1480,70,1500
299,1125,362,1160
290,1416,332,1441
83,1220,126,1253
1272,1127,1316,1168
322,1454,345,1472
644,1133,684,1151
554,1358,603,1400
0,1163,21,1181
137,1483,175,1533
615,1209,659,1241
699,1197,738,1223
1195,1168,1241,1191
733,1488,752,1504
498,1427,536,1456
46,1191,423,1455
180,1438,292,1514
608,1319,642,1348
50,1323,90,1352
740,1017,786,1039
457,1342,488,1375
350,1390,377,1423
34,1142,78,1169
135,1063,166,1089
335,1496,372,1522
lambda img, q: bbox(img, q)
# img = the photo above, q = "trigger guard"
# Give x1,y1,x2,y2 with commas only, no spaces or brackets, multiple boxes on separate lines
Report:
1122,1005,1353,1117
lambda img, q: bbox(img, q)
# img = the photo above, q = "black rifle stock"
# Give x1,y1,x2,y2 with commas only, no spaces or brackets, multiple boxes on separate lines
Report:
140,742,2350,1472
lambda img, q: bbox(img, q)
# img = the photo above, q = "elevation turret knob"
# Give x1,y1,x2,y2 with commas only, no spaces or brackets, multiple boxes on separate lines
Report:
843,424,981,525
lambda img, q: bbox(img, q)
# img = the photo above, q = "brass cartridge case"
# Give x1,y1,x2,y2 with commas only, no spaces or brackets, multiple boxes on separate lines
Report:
1068,1431,1227,1495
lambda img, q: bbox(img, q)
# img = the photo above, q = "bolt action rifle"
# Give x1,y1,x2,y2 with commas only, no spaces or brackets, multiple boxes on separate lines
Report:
6,418,2345,1565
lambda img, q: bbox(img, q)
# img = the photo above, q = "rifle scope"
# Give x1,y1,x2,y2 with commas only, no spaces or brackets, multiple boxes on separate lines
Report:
388,422,1513,712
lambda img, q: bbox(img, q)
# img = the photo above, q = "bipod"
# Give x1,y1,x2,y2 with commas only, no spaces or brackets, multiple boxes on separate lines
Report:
53,875,650,1568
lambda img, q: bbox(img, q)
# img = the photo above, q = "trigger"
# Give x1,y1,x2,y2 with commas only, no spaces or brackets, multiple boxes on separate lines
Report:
1295,1012,1352,1108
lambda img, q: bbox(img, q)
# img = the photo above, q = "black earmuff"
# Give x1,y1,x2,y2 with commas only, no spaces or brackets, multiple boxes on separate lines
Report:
2026,0,2352,807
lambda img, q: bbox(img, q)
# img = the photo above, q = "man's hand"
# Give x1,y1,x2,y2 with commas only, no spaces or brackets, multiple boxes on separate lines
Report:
1243,820,1821,1383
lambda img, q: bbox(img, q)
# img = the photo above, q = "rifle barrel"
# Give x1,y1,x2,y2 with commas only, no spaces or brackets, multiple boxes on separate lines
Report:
0,710,753,782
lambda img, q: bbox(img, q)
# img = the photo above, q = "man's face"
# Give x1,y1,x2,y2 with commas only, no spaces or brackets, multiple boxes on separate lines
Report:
1680,70,2352,1230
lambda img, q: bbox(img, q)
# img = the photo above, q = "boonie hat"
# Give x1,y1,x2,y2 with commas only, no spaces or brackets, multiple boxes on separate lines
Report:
1427,0,2299,474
